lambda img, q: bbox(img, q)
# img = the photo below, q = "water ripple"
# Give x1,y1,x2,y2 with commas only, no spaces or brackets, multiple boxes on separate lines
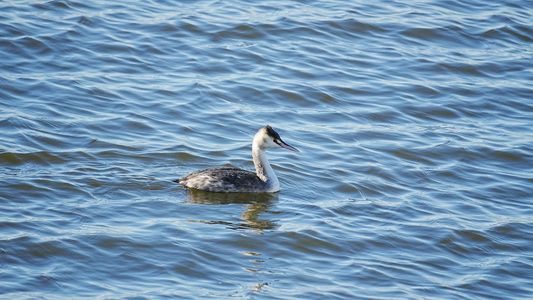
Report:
1,0,532,299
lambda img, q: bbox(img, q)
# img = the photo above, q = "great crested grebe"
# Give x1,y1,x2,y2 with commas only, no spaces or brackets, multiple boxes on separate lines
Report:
177,125,298,193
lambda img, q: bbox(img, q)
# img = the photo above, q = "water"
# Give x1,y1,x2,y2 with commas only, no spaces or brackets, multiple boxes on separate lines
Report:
1,0,532,298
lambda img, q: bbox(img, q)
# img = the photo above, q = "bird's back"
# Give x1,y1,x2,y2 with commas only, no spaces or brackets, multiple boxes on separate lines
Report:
178,167,268,192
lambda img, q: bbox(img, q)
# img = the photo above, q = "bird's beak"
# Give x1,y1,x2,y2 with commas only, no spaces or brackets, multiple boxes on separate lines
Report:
276,139,299,152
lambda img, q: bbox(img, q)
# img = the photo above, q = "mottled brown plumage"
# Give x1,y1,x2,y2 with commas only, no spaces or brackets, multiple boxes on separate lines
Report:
178,167,268,192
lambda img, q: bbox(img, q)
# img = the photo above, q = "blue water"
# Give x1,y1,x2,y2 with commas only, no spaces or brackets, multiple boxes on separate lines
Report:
1,0,532,299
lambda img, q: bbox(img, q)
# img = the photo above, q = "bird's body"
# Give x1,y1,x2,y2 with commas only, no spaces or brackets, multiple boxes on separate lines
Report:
178,167,271,193
178,125,298,193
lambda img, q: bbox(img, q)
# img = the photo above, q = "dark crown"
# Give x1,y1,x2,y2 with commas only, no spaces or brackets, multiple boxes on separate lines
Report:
265,125,281,140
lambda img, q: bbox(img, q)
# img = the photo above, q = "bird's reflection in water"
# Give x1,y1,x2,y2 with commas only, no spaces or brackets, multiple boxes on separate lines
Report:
186,189,278,231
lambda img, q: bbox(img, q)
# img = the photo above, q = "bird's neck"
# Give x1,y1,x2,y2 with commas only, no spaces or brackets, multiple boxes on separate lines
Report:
252,145,279,190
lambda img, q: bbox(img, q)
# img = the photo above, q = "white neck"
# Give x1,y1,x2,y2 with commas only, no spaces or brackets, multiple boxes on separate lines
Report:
252,144,280,192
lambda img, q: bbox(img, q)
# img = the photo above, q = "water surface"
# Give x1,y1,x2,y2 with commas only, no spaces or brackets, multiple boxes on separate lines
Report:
1,0,532,299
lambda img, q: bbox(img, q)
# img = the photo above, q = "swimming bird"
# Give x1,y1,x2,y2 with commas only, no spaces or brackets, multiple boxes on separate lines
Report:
177,125,298,193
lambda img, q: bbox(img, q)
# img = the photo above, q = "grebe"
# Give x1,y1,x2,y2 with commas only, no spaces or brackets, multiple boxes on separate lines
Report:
177,125,298,193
